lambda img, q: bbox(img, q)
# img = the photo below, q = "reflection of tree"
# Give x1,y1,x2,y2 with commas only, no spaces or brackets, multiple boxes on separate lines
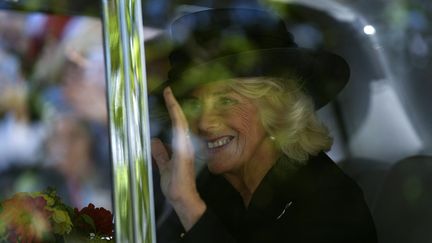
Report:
104,3,134,242
103,1,156,241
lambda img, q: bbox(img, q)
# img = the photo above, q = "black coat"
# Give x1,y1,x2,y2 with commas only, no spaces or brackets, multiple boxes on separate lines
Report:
157,152,377,243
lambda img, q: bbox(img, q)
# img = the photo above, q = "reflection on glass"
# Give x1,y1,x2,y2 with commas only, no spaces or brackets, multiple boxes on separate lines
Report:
102,0,156,242
363,25,376,35
102,0,133,241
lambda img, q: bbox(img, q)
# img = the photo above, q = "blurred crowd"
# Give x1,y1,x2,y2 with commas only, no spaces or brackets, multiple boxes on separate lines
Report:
0,11,111,209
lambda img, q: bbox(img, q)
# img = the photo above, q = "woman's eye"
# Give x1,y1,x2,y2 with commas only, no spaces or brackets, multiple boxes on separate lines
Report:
181,99,201,116
218,97,237,106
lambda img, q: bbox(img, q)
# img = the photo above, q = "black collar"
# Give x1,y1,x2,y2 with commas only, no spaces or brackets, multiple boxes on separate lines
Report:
197,154,306,225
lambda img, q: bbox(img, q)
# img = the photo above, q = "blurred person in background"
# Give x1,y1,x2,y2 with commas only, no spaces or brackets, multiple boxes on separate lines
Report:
0,12,59,200
0,13,110,209
32,16,111,208
34,16,107,125
0,11,28,56
0,27,45,172
0,12,73,171
44,115,109,208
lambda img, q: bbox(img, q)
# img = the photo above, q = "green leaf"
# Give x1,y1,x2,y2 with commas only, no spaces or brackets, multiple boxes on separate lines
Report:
81,214,96,232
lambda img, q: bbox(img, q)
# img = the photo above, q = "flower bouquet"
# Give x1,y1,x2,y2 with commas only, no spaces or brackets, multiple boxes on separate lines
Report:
0,188,114,242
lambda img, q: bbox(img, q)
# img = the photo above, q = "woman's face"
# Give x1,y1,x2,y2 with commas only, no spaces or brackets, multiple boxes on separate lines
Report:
182,81,275,175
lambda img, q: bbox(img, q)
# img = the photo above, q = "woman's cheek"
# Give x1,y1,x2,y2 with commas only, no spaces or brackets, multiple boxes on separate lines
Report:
224,105,258,133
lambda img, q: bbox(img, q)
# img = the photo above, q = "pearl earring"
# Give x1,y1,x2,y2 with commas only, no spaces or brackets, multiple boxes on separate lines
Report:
270,136,276,141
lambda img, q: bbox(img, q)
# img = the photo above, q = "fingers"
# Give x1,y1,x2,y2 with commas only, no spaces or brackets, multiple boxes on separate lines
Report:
163,87,193,154
163,87,189,133
151,138,170,171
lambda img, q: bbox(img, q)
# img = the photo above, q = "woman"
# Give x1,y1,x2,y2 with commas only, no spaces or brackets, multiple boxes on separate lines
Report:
152,8,377,243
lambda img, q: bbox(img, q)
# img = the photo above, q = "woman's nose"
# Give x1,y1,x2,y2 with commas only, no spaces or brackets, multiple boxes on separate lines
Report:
197,105,222,133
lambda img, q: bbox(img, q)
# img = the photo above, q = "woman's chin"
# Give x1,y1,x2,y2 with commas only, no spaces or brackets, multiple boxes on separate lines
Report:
206,160,230,175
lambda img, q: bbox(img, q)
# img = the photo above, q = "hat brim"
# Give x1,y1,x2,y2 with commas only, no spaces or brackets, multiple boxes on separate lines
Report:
166,47,349,109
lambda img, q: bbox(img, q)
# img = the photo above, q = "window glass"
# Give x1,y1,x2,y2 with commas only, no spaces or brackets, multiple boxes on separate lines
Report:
144,1,432,243
1,0,431,242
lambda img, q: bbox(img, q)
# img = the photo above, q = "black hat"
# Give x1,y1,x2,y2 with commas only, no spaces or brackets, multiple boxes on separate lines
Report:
166,8,350,109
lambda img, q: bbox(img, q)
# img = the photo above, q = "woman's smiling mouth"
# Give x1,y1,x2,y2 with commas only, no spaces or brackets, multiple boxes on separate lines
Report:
206,136,234,149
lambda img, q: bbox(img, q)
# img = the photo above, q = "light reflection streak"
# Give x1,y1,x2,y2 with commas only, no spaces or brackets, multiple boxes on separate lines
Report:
102,0,156,242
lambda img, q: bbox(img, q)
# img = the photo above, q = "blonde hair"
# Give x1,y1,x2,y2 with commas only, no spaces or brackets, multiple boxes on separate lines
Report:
229,77,333,163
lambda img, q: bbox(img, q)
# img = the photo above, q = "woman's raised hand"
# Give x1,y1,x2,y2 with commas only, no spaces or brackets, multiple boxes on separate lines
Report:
151,87,206,231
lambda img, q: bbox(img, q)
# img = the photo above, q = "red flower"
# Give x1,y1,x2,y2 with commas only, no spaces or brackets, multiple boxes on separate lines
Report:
75,203,113,237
